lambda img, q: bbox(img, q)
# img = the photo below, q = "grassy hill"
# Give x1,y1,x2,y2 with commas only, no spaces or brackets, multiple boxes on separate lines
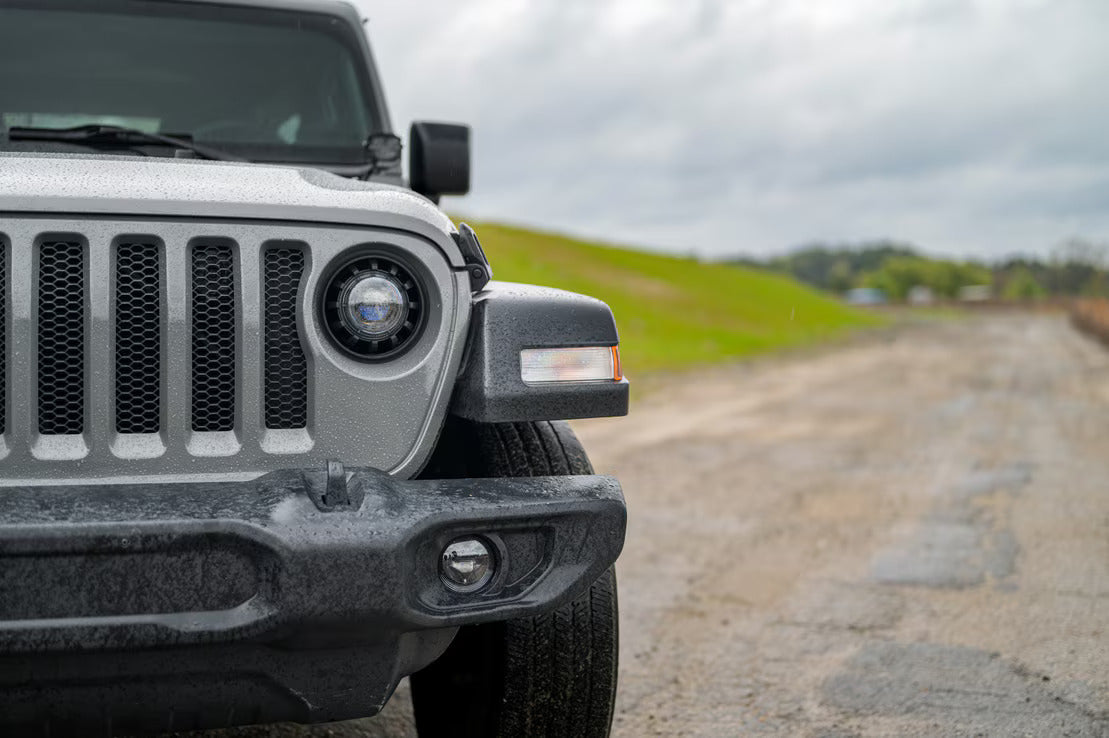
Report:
467,221,884,373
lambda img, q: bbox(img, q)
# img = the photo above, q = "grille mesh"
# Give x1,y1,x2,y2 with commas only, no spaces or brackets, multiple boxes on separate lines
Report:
115,243,163,434
37,241,86,435
191,243,236,432
263,248,308,429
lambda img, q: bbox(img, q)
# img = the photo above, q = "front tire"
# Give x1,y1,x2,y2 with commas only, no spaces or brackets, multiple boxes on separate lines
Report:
412,419,619,738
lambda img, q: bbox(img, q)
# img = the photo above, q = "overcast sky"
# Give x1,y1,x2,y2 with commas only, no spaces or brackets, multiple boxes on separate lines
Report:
354,0,1109,260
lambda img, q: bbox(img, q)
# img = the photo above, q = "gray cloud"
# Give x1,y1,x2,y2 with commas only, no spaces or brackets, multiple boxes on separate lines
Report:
355,0,1109,258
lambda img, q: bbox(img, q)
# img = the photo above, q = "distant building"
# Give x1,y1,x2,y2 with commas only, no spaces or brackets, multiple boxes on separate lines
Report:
908,285,935,305
958,285,992,302
845,287,887,305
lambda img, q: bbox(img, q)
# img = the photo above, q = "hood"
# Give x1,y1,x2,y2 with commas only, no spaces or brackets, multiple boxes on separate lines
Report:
0,153,461,263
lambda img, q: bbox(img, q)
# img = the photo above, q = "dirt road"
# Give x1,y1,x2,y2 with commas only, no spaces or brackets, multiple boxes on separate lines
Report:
214,313,1109,736
582,312,1109,736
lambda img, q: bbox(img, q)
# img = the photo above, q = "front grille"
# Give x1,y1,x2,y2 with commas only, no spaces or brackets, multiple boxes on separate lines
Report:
0,219,444,480
190,243,237,433
37,241,86,435
263,248,308,429
114,242,163,434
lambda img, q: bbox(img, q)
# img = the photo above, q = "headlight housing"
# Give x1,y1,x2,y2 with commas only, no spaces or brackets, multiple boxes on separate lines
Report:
321,253,425,360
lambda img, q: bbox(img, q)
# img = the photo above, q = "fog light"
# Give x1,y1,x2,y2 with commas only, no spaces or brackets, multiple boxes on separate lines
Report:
441,537,494,592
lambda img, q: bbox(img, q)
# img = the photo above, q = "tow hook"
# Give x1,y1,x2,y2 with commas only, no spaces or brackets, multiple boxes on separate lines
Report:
304,460,360,511
324,460,350,507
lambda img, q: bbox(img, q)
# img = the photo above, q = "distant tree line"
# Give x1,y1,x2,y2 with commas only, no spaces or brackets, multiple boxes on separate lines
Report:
733,238,1109,300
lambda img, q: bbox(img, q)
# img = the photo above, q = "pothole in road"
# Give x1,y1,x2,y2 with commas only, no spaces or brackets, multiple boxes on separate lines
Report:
869,463,1032,590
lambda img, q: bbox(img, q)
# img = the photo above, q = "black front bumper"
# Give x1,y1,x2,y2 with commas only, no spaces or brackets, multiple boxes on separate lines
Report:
0,467,625,733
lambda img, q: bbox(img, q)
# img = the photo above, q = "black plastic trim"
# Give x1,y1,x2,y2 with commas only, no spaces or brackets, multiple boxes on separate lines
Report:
453,222,492,292
451,282,630,422
0,467,625,731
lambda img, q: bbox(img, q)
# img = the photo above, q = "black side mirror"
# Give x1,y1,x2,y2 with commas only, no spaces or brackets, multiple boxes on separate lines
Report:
409,121,471,203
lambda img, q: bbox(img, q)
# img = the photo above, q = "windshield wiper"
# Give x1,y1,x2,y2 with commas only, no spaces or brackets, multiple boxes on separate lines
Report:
4,124,246,162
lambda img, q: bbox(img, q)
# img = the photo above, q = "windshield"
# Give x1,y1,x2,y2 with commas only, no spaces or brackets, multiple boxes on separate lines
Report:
0,1,381,165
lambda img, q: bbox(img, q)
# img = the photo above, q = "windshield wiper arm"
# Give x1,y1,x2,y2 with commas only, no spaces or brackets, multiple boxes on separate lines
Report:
5,124,247,162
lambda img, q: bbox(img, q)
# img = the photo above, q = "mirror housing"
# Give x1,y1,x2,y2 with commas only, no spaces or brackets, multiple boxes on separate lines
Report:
409,121,471,203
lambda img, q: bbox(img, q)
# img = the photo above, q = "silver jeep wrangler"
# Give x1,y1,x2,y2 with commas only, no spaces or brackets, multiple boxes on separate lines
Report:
0,1,628,735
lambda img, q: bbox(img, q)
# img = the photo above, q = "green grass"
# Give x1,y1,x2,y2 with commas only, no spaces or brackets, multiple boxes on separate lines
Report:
466,221,885,373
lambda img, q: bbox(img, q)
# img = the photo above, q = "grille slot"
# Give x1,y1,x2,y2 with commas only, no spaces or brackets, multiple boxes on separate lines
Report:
263,248,308,429
115,242,163,434
0,240,6,435
190,243,237,432
37,241,86,435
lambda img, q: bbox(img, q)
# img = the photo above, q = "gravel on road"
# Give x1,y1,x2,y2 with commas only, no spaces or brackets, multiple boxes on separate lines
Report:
198,313,1109,737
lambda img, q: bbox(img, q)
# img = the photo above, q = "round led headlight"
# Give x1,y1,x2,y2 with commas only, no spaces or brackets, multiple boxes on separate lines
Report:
338,274,408,340
321,253,425,360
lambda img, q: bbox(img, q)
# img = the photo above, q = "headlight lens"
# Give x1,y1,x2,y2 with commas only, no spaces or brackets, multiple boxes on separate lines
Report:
339,274,408,340
320,253,425,361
